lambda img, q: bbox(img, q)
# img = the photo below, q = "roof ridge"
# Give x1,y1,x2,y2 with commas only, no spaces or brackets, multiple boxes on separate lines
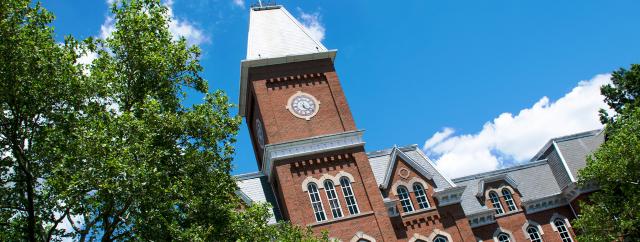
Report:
366,144,418,157
552,129,602,143
234,171,265,181
452,159,549,183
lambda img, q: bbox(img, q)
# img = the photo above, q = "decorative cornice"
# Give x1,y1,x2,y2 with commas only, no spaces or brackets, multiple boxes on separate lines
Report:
467,210,496,228
521,193,567,214
433,186,466,207
261,130,365,181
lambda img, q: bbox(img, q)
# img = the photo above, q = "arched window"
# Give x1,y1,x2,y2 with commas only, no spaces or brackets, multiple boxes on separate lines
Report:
397,185,414,213
501,188,517,211
527,226,543,242
489,191,504,214
497,233,511,242
307,183,326,222
323,180,343,219
412,183,430,209
554,219,573,242
433,235,448,242
339,177,359,215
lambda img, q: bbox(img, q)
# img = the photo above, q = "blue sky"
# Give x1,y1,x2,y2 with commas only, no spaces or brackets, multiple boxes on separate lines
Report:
43,0,640,178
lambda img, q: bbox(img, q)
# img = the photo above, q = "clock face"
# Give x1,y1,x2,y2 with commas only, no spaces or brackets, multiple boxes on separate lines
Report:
255,118,265,148
286,92,320,120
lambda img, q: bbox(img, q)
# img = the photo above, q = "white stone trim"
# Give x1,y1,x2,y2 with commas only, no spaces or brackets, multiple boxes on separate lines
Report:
493,227,515,242
285,91,321,120
349,231,376,242
522,194,567,214
553,141,576,183
336,171,356,184
301,177,321,192
390,177,429,196
320,173,339,185
428,229,454,242
468,210,496,228
407,233,429,242
262,130,365,181
521,220,544,240
549,213,572,232
433,186,466,207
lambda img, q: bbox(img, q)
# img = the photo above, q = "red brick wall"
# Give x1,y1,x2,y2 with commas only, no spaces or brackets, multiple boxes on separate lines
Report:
247,59,357,145
271,147,396,241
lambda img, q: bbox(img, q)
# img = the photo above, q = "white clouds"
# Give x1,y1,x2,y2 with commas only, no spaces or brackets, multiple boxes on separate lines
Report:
424,74,612,179
99,16,115,39
232,0,244,8
298,10,325,42
99,0,208,46
165,0,208,45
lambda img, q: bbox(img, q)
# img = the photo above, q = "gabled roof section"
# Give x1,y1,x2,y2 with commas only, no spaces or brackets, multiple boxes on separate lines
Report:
452,160,562,216
368,145,455,190
474,174,519,198
246,6,328,60
235,172,282,224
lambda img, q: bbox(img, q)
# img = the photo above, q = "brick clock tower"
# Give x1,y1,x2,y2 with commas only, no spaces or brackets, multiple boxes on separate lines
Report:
237,4,592,242
239,5,396,241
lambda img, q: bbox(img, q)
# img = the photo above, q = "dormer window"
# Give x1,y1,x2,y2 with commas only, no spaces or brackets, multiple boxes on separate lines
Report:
501,188,517,212
397,185,414,213
412,183,430,209
489,191,504,214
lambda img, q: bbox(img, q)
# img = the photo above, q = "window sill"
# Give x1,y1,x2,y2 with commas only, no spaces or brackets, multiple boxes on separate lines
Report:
494,209,520,218
307,211,374,227
400,207,437,218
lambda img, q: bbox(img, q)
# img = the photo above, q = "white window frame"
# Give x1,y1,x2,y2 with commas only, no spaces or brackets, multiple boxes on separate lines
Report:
340,177,360,215
307,182,327,222
412,183,430,210
526,226,543,242
397,185,414,213
323,180,343,219
501,188,517,212
489,191,504,214
554,219,573,242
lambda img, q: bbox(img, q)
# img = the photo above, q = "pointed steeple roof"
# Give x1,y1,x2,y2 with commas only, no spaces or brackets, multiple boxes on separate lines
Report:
246,5,327,60
238,5,337,116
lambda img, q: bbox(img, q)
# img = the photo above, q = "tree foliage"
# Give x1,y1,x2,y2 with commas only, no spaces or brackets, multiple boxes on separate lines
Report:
0,0,88,241
2,0,328,241
575,64,640,242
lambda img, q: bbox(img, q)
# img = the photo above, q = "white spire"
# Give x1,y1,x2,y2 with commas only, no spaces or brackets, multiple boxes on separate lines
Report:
246,6,328,60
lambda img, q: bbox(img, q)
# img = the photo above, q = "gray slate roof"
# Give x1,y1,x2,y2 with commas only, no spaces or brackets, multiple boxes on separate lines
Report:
554,130,604,179
235,172,282,224
367,145,454,190
452,160,563,215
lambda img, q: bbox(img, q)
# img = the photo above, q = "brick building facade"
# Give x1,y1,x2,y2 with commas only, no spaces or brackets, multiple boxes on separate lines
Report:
234,5,602,242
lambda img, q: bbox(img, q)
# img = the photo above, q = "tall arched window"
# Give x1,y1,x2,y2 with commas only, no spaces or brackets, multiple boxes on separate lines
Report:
412,183,430,209
397,185,414,213
339,177,359,215
307,183,326,222
433,235,448,242
501,188,517,211
323,180,343,219
527,226,543,242
489,191,504,214
554,219,573,242
497,233,511,242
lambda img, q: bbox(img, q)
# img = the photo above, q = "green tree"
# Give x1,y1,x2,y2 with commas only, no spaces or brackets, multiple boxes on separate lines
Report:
2,0,330,240
0,0,88,241
575,64,640,242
